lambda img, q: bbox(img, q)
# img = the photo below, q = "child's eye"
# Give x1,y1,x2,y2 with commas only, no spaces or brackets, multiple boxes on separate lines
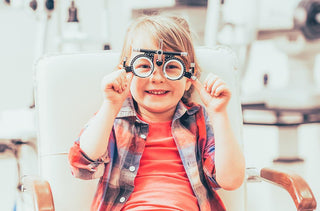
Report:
165,61,182,71
132,57,153,76
167,65,179,69
135,64,152,74
164,60,184,79
137,64,151,69
133,58,152,71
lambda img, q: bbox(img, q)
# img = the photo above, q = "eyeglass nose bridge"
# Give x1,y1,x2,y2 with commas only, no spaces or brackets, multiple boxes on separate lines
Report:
147,56,168,80
155,49,164,66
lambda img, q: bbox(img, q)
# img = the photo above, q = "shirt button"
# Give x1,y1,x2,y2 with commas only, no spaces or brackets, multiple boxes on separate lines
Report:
119,197,126,203
140,134,147,139
129,166,136,172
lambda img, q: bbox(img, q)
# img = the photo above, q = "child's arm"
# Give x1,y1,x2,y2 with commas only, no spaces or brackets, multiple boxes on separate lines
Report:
79,69,133,161
192,73,245,190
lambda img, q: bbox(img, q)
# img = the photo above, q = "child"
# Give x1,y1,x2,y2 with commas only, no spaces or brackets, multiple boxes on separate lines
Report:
69,15,245,211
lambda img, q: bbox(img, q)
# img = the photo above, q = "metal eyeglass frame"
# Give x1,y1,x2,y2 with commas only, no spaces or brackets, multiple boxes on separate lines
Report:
123,48,196,81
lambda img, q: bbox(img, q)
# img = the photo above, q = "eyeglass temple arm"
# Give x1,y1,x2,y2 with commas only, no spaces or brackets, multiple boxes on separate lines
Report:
122,57,132,73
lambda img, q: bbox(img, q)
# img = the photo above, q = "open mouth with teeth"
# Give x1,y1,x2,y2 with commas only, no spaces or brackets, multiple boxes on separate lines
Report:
145,90,169,95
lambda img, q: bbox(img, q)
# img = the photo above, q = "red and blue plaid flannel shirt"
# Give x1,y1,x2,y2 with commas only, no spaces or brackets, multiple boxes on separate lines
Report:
69,97,226,211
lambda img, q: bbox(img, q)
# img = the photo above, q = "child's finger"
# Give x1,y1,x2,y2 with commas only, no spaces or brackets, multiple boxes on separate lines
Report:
214,84,227,96
216,83,232,99
113,69,130,92
111,79,121,92
120,71,128,91
119,71,133,92
204,74,218,91
126,72,133,85
119,70,126,81
210,79,224,96
191,79,204,92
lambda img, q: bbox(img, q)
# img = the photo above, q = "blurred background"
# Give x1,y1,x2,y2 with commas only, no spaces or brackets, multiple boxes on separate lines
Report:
0,0,319,210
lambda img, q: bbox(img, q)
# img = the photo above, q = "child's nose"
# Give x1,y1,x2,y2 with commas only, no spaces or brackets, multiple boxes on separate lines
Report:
150,66,165,82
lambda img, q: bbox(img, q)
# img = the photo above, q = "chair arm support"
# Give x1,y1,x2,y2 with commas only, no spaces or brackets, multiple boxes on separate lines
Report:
260,167,317,211
22,177,55,211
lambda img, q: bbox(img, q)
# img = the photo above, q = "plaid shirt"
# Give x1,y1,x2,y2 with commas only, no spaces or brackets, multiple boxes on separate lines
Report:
69,97,226,211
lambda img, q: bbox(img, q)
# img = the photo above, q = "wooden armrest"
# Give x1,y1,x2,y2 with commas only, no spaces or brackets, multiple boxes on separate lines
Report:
22,177,55,211
33,179,55,211
260,167,317,211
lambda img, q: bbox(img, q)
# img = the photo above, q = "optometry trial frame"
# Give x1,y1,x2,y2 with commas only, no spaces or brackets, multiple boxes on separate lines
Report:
122,42,196,81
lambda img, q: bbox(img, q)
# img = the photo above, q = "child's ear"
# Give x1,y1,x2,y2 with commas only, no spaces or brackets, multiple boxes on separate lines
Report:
185,79,192,91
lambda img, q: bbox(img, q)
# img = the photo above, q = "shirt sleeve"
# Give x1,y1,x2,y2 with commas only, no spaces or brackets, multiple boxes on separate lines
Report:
68,124,110,180
201,106,220,190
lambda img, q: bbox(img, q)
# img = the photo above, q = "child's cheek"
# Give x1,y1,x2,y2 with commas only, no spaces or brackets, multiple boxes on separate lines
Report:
130,78,140,98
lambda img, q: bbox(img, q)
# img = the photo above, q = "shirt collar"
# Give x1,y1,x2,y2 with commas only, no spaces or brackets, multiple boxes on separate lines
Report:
117,97,137,118
173,101,201,120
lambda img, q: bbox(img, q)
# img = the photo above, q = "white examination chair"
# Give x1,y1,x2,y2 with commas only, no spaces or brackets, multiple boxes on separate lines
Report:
28,47,317,211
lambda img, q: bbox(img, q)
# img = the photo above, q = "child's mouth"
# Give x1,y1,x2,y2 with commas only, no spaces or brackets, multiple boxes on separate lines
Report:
146,90,169,95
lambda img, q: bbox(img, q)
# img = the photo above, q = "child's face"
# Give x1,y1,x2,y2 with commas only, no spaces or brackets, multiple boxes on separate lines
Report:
129,32,192,119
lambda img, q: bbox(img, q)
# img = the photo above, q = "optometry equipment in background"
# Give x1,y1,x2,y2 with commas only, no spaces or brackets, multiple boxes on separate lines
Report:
229,0,320,162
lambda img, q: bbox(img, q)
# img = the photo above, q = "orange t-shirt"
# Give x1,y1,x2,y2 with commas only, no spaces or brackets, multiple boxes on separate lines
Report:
122,119,199,211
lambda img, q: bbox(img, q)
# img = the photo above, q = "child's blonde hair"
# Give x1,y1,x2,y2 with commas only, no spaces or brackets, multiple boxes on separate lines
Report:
119,15,200,103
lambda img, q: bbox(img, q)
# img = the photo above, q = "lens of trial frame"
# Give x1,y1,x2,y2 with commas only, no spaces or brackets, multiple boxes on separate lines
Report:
163,59,184,80
132,57,153,77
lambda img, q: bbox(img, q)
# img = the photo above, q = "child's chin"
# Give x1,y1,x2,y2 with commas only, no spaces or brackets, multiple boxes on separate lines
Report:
145,104,174,113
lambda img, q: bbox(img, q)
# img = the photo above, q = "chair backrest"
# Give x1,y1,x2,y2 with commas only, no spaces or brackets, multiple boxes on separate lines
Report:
34,47,245,211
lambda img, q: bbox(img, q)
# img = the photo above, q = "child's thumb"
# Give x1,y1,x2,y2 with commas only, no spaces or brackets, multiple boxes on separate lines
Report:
126,72,133,84
192,79,203,92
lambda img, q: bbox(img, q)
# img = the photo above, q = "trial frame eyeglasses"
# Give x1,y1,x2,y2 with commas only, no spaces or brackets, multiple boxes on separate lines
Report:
123,48,196,81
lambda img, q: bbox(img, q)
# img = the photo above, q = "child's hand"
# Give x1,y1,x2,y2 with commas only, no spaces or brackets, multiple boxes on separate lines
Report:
192,73,231,113
101,69,133,105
